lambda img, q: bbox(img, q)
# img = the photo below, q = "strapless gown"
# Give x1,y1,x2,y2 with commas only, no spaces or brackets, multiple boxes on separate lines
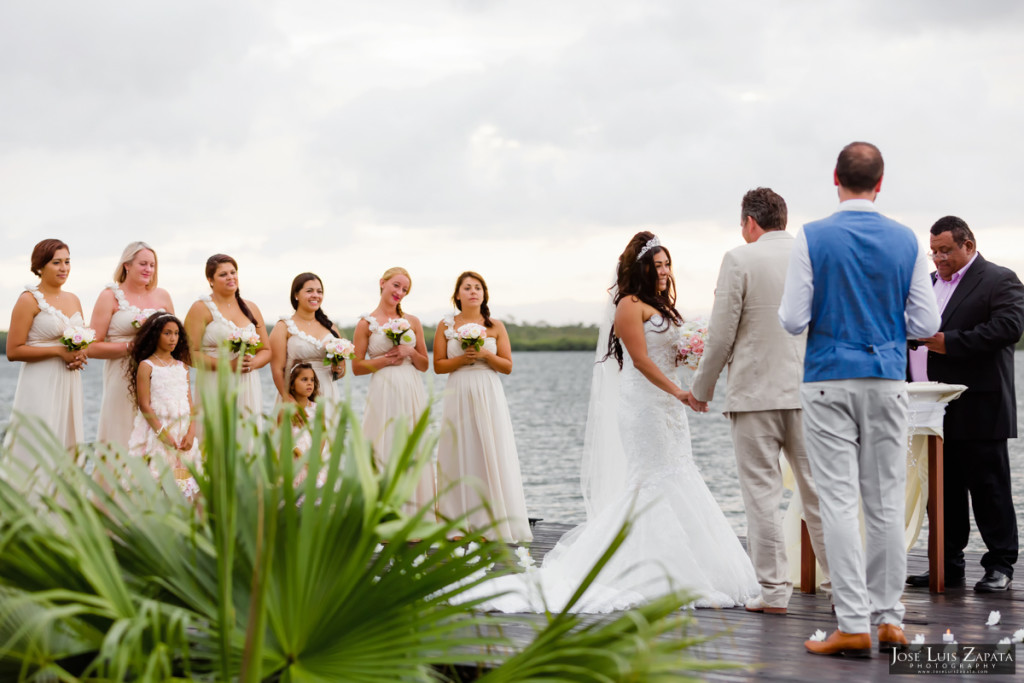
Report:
459,315,760,613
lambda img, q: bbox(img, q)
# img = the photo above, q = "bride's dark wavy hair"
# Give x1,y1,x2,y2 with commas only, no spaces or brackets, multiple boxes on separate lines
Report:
604,230,681,369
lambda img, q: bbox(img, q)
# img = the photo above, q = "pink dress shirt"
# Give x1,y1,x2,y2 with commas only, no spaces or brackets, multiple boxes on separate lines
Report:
909,253,979,381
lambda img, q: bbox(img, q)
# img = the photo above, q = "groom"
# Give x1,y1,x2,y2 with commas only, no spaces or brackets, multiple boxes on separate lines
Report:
690,187,830,614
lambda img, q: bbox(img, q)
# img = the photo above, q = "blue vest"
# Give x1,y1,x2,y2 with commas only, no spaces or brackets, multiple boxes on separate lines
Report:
803,209,918,382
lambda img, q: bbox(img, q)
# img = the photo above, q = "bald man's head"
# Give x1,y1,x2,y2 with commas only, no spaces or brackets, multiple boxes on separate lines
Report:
835,142,884,193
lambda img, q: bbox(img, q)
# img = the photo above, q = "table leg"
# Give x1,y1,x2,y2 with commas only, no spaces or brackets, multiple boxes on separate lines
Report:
800,520,816,594
928,435,945,593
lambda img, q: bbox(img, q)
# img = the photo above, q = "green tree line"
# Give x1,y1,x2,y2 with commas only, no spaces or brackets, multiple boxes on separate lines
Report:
0,323,602,356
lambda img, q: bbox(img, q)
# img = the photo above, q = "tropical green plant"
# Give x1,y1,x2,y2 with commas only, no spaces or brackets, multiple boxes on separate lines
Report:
0,362,741,681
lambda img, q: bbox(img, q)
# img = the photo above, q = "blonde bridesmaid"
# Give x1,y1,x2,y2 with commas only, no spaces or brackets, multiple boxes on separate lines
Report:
352,267,434,514
89,242,174,447
4,239,88,477
183,254,271,421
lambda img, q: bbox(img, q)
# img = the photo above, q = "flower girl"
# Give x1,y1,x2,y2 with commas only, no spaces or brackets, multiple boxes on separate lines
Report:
288,362,327,488
127,313,200,501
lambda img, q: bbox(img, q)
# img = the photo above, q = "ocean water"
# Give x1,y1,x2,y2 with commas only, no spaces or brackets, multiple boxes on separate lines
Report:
2,351,1022,552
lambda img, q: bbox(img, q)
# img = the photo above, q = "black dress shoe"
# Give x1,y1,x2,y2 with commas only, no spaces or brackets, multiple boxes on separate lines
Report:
974,570,1012,593
906,571,965,588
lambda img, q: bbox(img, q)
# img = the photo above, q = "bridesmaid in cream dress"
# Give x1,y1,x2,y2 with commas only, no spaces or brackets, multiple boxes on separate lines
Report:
270,272,345,406
433,271,531,543
3,239,89,477
352,267,435,513
89,242,175,447
183,254,271,422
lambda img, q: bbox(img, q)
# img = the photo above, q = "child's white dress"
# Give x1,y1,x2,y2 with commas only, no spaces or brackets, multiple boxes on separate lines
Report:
128,359,200,500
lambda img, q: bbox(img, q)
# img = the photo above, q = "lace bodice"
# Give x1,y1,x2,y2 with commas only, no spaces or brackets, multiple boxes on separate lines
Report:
24,286,84,347
618,314,694,484
442,313,497,370
200,295,257,357
362,314,417,364
107,283,160,343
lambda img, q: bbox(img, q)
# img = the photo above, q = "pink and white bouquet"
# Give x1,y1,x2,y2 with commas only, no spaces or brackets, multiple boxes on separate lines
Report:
130,311,150,329
456,322,487,351
381,318,414,346
61,325,96,352
227,328,262,356
323,337,355,367
676,318,708,370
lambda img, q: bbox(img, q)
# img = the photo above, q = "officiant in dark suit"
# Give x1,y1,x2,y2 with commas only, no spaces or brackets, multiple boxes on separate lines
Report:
907,216,1024,592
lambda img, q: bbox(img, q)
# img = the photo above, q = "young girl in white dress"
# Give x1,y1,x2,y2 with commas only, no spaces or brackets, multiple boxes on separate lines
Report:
288,363,327,489
183,254,272,424
126,313,200,501
270,272,345,406
434,271,532,543
352,267,435,515
89,242,174,448
4,239,88,479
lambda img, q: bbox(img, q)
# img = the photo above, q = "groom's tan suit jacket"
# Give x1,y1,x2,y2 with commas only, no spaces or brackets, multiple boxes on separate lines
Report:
690,230,805,411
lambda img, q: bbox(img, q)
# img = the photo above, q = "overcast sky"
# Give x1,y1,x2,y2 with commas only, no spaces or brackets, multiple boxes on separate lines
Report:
2,0,1023,331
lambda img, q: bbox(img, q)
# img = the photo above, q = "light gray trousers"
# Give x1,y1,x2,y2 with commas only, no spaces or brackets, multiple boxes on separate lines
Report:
800,378,908,634
730,408,830,607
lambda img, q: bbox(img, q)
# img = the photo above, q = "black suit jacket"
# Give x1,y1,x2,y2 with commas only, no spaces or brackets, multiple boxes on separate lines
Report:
925,253,1024,440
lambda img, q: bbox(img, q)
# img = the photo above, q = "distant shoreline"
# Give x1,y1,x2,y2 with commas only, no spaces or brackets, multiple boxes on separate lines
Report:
0,323,602,356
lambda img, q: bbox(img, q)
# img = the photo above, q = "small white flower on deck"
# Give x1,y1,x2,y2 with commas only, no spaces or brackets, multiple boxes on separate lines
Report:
1012,628,1024,643
515,546,536,570
809,629,827,642
986,610,1001,626
998,637,1011,645
912,634,925,645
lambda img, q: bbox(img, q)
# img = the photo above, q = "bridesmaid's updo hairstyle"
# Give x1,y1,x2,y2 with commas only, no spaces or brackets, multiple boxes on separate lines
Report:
380,266,412,317
605,231,682,368
126,313,191,407
452,271,493,328
114,241,159,289
290,272,339,338
205,254,258,326
30,239,70,276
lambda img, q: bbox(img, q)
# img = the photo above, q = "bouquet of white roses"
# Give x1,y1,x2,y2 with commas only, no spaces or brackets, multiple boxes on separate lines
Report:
61,326,96,352
455,322,487,351
323,337,355,367
227,328,262,356
381,318,413,346
676,317,708,370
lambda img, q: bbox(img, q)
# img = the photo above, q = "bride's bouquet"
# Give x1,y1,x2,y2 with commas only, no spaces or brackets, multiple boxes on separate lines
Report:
455,322,487,351
227,328,262,356
676,318,708,370
61,325,96,352
381,318,414,346
323,337,355,368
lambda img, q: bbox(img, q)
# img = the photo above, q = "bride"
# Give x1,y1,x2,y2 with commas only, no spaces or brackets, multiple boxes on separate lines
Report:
467,232,761,613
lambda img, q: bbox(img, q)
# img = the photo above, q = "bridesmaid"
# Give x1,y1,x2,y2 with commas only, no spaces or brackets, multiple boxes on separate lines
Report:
183,254,271,421
434,271,531,543
352,267,434,514
89,242,175,447
270,272,344,405
4,239,88,474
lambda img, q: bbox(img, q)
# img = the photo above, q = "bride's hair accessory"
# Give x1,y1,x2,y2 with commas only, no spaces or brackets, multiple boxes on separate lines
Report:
636,236,661,261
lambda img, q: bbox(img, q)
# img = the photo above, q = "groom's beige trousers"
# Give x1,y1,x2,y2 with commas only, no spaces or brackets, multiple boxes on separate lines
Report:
800,378,908,634
730,408,830,607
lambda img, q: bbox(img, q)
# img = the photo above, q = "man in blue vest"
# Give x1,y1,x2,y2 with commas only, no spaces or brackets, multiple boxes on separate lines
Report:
779,142,940,657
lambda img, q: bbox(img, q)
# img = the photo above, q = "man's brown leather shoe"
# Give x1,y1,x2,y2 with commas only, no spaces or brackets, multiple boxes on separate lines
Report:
877,623,908,652
804,629,872,657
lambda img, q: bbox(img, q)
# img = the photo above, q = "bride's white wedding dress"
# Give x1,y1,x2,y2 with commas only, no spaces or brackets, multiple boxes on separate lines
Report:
464,313,760,613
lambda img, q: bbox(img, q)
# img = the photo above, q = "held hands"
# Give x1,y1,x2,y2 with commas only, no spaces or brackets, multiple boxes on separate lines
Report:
682,390,709,413
62,348,88,371
232,354,255,373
